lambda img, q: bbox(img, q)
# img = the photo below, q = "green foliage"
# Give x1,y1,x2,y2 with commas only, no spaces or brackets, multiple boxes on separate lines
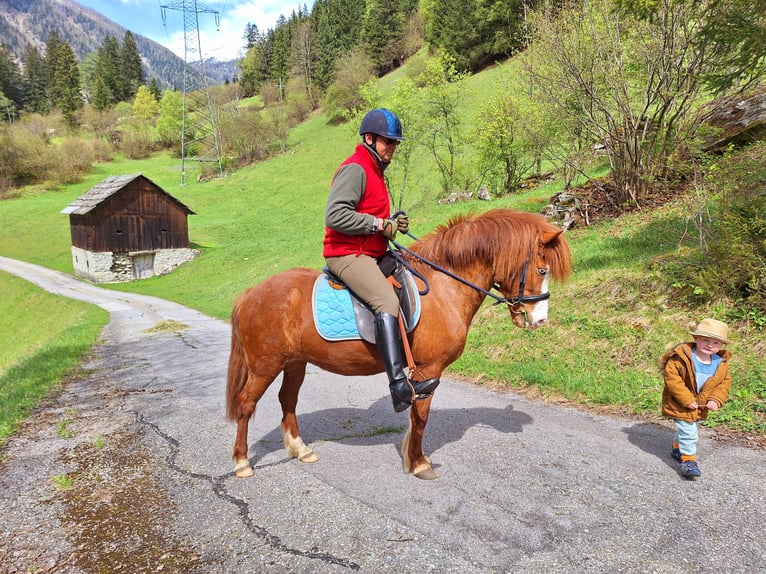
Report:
423,0,526,71
696,0,766,93
132,86,158,120
474,89,535,195
417,54,472,197
660,142,766,327
156,90,183,149
323,46,376,121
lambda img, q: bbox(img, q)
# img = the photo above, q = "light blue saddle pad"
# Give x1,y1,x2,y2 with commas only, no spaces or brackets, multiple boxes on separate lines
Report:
312,270,421,342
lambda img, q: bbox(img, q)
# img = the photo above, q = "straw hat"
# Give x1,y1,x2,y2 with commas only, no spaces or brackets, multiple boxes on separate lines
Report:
690,318,730,345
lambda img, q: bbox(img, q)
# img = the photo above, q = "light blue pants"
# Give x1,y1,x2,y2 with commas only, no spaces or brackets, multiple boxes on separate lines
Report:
674,419,699,456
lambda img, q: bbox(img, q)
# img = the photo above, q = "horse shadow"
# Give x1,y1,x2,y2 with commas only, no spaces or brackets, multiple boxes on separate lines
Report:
247,395,533,467
622,421,678,470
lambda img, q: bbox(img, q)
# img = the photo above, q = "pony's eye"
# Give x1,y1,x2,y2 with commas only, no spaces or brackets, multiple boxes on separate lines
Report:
537,267,548,276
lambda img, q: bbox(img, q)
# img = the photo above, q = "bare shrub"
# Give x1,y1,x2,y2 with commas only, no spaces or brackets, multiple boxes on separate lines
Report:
119,126,154,160
90,138,114,163
217,106,274,165
0,122,57,185
56,137,94,184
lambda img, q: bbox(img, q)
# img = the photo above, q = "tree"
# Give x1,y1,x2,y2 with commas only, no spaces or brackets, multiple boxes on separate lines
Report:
417,54,470,197
156,89,183,150
148,77,162,102
312,0,366,90
520,0,713,205
22,44,48,115
45,31,64,107
0,44,24,116
322,46,375,121
94,35,123,104
90,76,111,112
423,0,526,71
475,91,535,195
121,32,145,100
291,20,317,105
53,42,83,127
362,0,409,74
243,23,261,50
132,85,158,119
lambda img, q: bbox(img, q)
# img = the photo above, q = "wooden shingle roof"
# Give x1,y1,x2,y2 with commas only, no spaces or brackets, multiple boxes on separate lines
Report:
61,173,195,216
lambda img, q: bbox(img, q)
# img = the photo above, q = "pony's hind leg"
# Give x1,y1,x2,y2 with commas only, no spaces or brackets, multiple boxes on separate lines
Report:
279,362,318,463
232,371,275,478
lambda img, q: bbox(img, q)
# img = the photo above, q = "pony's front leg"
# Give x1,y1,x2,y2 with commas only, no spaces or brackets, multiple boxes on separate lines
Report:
402,395,438,480
279,362,318,463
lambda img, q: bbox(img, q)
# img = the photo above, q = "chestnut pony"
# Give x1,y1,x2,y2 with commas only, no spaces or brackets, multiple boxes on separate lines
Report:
226,209,572,479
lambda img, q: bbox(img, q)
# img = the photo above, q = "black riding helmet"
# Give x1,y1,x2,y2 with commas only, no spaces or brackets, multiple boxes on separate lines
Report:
359,108,405,141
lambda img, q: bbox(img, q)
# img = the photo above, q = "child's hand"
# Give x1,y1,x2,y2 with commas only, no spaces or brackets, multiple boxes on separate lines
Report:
706,400,719,411
687,401,699,410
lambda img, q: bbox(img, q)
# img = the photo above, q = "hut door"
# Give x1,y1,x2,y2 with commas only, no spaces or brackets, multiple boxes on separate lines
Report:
132,253,155,279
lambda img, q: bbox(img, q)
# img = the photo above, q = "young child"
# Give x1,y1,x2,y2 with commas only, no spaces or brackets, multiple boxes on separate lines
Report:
660,318,732,479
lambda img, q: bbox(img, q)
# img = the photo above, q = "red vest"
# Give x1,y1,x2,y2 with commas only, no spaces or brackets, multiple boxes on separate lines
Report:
323,144,391,258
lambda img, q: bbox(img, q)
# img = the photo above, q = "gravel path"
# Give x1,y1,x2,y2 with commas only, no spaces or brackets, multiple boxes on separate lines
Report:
0,256,764,574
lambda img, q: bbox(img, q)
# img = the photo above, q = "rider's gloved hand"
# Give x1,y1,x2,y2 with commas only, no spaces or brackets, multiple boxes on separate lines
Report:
395,213,409,234
381,218,397,240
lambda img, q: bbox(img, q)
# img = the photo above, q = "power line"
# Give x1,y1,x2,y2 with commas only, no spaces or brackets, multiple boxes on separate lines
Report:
160,0,223,185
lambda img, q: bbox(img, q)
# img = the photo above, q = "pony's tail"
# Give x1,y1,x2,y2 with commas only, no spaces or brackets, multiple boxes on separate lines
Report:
226,304,248,421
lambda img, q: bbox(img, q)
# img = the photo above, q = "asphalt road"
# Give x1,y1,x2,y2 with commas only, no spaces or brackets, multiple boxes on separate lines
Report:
0,256,764,574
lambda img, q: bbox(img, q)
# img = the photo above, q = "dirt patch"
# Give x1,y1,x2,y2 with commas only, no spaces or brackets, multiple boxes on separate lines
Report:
57,429,204,572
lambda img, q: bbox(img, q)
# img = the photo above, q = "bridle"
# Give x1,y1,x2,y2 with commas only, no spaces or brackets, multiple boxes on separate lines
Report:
388,236,550,327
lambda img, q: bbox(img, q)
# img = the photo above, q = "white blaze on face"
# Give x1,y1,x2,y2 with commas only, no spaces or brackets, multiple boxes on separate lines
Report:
526,270,550,328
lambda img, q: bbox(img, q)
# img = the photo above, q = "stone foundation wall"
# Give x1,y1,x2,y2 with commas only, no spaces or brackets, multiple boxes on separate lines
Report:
71,246,199,283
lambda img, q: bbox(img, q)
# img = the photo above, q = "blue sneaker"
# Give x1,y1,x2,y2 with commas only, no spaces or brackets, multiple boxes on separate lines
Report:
680,460,702,478
671,448,682,462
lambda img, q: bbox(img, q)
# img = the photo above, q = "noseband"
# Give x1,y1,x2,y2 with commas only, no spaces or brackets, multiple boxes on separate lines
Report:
493,253,550,326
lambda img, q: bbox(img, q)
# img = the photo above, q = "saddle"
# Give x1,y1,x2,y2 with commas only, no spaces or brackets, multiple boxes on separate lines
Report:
312,261,421,343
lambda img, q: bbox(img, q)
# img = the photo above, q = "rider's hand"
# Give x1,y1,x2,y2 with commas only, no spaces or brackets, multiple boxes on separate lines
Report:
381,218,397,240
395,213,409,234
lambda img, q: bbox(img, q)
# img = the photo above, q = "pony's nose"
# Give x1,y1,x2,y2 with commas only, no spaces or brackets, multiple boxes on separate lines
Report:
529,318,547,329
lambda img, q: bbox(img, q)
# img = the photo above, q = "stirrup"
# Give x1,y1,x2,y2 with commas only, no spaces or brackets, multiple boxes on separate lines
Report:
411,377,440,399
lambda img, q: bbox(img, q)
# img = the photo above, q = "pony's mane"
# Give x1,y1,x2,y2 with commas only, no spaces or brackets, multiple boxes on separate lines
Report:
410,209,572,281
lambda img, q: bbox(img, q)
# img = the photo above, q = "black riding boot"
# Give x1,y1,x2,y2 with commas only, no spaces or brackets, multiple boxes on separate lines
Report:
374,312,440,412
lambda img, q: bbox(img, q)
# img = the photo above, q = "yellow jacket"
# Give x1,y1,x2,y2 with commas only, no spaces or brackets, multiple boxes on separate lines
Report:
660,342,732,422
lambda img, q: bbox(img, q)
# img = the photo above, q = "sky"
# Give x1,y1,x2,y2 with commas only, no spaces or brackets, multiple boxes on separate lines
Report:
75,0,307,61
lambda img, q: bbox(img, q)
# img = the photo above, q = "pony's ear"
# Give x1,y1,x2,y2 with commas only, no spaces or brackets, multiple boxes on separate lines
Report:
542,228,563,245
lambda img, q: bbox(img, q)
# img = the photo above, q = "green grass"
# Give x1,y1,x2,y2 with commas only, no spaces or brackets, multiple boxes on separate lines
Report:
0,273,108,448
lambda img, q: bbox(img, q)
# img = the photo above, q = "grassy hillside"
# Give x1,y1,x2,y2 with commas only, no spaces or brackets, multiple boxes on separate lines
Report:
1,61,764,446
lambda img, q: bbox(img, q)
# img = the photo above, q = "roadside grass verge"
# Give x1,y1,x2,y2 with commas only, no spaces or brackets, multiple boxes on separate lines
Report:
0,272,108,450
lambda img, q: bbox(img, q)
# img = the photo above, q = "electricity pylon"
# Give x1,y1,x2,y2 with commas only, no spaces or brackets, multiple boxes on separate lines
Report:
161,0,223,184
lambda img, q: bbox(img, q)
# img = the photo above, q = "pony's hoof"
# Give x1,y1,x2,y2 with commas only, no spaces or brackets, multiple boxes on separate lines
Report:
414,466,439,480
234,459,254,478
299,451,319,463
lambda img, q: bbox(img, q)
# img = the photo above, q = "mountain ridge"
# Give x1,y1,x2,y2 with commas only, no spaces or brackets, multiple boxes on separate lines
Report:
0,0,237,87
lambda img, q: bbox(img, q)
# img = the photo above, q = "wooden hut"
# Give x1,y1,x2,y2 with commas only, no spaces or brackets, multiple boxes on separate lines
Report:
61,173,198,283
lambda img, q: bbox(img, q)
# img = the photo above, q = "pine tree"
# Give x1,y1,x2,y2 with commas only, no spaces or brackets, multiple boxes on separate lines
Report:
362,0,410,74
53,42,83,127
0,43,24,114
22,43,48,114
90,76,111,112
95,35,123,104
121,32,145,100
148,77,162,101
45,31,63,107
